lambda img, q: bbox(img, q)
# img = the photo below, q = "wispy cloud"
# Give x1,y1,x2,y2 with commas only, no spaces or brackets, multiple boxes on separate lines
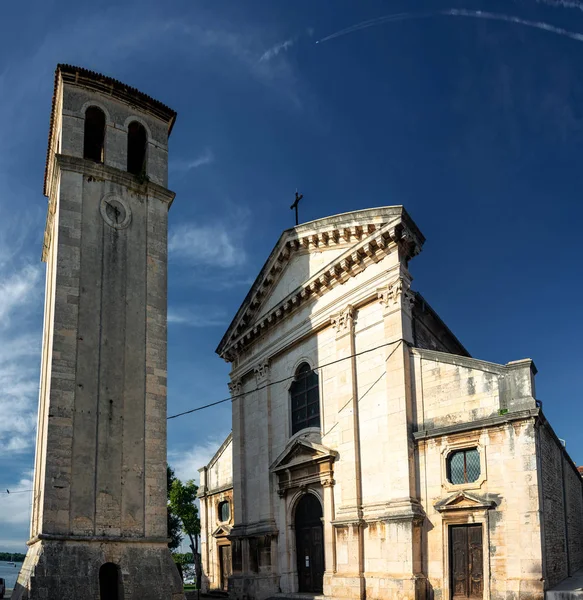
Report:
260,37,296,62
0,265,42,326
168,307,227,328
169,222,247,268
171,148,214,172
169,203,250,270
0,474,33,528
535,0,583,11
0,209,44,457
168,433,231,484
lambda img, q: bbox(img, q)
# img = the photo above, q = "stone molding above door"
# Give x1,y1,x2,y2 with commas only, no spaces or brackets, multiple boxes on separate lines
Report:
270,438,338,497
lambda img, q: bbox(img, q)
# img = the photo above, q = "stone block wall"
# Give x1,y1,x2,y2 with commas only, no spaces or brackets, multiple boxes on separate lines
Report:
417,418,544,600
538,420,583,588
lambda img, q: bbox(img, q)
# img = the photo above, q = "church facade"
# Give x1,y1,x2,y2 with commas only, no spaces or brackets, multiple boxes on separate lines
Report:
212,207,583,600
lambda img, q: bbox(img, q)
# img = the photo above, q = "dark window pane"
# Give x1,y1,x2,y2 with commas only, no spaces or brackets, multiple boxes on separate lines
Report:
127,121,148,175
291,363,320,435
84,106,106,163
292,395,304,411
465,449,480,482
307,387,318,404
294,408,307,423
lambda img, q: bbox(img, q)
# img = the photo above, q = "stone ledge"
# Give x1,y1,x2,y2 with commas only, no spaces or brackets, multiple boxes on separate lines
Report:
413,408,540,440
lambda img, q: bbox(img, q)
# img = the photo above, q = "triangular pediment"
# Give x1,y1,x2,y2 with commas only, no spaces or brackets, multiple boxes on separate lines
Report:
216,207,425,361
270,439,338,473
434,491,495,512
212,524,232,538
255,246,350,322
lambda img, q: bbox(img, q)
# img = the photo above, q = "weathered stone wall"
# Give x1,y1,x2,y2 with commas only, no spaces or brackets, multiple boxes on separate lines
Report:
14,540,183,600
17,68,182,599
417,419,544,600
199,435,233,592
411,349,537,433
538,420,583,588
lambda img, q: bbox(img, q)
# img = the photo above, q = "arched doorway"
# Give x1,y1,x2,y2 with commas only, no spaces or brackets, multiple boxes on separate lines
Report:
295,494,324,593
99,562,123,600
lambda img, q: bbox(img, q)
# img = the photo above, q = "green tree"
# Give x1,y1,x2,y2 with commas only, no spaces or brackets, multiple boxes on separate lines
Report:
168,474,201,589
167,466,183,551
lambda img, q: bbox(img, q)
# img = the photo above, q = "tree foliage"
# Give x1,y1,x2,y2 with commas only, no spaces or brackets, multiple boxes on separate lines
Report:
167,466,183,550
168,470,201,588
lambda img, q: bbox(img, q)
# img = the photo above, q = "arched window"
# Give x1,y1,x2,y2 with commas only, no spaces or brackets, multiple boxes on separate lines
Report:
83,106,106,163
99,562,123,600
290,362,320,435
218,500,230,522
127,121,147,176
447,448,480,484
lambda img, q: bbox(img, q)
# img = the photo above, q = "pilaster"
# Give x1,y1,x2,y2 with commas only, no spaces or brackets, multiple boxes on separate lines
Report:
229,378,246,528
374,263,426,599
327,304,365,599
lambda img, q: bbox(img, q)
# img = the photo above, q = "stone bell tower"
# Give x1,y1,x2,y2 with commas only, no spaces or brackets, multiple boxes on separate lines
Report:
14,65,184,600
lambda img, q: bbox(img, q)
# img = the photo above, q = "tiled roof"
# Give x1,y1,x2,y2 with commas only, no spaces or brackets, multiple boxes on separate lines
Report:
43,64,177,196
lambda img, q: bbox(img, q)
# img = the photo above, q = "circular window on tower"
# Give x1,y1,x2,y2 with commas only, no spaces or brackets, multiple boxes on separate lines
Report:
100,194,132,230
218,500,230,523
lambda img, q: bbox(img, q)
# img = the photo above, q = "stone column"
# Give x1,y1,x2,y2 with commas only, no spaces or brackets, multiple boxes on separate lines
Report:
376,263,425,600
253,361,272,521
322,478,337,582
229,378,245,527
327,305,365,600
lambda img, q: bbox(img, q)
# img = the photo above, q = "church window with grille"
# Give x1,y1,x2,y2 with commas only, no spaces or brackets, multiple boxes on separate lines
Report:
447,448,480,484
83,106,106,163
290,363,320,435
218,501,230,522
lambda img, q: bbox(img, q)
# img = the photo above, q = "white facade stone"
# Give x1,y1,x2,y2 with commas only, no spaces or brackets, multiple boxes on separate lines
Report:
212,207,583,600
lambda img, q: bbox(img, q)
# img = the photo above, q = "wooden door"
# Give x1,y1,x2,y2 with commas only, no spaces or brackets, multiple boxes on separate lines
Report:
295,495,324,593
450,525,483,600
219,545,232,591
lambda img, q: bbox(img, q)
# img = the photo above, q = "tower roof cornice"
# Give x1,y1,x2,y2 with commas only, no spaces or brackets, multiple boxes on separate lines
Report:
43,64,177,196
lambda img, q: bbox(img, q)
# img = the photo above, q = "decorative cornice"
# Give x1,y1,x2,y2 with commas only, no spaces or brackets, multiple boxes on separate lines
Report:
217,209,425,362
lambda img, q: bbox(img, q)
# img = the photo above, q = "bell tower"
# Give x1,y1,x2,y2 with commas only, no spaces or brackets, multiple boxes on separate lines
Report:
14,65,184,600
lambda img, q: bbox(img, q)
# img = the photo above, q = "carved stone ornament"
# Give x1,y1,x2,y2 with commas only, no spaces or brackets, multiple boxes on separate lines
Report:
254,361,270,383
228,379,242,397
377,276,414,309
331,305,355,335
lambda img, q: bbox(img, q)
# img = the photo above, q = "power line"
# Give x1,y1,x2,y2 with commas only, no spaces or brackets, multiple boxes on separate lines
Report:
167,338,408,420
2,341,407,493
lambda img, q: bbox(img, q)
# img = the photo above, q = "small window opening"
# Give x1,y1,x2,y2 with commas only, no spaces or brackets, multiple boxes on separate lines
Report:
218,500,230,522
84,106,106,163
127,121,147,176
290,362,320,435
447,448,480,484
99,562,124,600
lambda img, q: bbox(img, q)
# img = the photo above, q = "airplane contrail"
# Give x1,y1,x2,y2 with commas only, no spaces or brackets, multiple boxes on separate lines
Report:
315,8,583,44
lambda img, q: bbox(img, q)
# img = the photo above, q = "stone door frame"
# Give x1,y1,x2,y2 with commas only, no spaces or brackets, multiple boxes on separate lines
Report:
436,493,494,600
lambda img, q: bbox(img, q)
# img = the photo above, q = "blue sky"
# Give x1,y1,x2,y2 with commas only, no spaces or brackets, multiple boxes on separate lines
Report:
1,0,582,552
